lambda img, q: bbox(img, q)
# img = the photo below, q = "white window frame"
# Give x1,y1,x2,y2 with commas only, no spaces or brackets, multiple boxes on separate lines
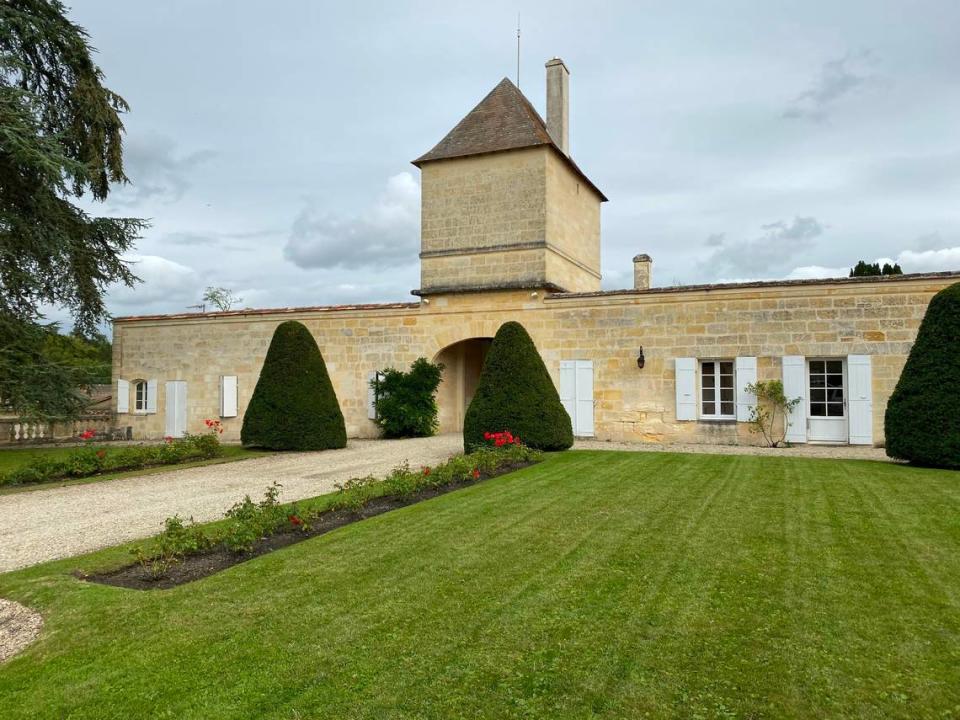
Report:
699,359,736,421
133,379,148,413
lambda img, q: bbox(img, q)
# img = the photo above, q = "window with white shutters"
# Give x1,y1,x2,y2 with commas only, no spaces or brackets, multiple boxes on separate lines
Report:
133,380,148,412
699,360,735,420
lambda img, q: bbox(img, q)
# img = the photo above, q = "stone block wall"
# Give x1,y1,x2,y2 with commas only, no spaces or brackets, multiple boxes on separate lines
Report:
112,274,958,447
418,146,603,294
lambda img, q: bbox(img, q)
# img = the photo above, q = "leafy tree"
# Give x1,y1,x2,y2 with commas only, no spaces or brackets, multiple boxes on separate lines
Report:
241,321,347,451
203,286,242,312
0,0,145,418
885,282,960,468
42,327,112,384
463,321,573,451
849,260,903,277
745,379,802,447
372,357,444,438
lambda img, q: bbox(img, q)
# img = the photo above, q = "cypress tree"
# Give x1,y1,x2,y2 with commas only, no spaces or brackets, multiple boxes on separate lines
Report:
885,282,960,468
242,321,347,451
463,321,573,451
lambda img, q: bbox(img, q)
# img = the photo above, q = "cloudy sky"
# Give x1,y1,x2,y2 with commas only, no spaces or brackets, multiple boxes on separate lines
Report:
64,0,960,320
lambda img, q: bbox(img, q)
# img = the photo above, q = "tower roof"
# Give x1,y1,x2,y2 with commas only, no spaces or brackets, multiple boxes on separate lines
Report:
412,77,606,200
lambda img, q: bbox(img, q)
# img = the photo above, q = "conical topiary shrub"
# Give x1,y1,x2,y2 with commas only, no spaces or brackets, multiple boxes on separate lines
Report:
241,320,347,451
463,321,573,451
885,282,960,468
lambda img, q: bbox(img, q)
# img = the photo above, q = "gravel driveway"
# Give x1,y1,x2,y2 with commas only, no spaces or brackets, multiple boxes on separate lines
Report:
0,435,463,573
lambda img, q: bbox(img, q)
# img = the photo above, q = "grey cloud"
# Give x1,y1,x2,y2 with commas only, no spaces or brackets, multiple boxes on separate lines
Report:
110,133,216,208
783,51,877,122
705,233,725,247
283,172,420,270
699,216,826,278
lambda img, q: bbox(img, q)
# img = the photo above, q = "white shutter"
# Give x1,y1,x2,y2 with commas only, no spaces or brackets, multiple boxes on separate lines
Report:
782,356,807,443
165,381,188,437
146,379,158,414
675,358,696,421
559,361,576,428
367,371,379,420
847,355,873,445
575,360,594,437
220,375,238,418
164,382,177,437
116,379,129,413
735,357,758,422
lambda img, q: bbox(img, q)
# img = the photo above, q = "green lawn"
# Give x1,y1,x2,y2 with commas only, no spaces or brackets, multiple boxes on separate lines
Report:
0,444,266,494
1,450,959,718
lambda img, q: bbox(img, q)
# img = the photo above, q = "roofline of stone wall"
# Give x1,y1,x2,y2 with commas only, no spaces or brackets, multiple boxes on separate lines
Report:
545,271,960,304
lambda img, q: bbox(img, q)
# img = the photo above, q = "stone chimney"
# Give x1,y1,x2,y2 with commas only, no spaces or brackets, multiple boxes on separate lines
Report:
633,254,652,290
545,58,570,155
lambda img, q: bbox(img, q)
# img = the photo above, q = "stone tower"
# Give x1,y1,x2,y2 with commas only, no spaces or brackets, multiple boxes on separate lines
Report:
412,59,606,296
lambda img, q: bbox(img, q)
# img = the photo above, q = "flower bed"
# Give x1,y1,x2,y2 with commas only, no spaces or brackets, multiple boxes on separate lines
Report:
0,421,224,486
84,441,542,590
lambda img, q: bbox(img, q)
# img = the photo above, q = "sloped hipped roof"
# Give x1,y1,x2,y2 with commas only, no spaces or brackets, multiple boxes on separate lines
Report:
412,77,607,201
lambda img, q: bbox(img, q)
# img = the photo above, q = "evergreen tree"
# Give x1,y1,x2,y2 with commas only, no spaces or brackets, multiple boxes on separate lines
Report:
242,321,347,451
463,321,573,451
885,282,960,468
1,0,145,418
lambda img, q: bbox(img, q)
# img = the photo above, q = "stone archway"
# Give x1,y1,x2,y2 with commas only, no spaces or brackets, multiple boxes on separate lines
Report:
434,337,494,433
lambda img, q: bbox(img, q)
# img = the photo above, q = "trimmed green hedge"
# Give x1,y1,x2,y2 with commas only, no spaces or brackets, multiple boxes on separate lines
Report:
241,320,347,451
463,321,573,451
0,435,222,486
885,282,960,468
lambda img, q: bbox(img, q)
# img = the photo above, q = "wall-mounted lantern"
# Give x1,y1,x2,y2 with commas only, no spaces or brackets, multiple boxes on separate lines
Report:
637,346,645,369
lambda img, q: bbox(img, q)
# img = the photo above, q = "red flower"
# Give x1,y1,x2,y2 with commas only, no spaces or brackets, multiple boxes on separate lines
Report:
96,450,106,459
422,466,431,476
472,468,480,479
79,429,95,441
288,514,303,526
164,436,174,443
483,432,492,440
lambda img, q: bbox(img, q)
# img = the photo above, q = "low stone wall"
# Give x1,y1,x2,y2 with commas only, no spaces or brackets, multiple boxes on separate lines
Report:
0,414,119,445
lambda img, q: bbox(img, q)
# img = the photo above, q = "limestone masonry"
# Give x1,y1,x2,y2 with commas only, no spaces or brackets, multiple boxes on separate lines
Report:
113,59,960,448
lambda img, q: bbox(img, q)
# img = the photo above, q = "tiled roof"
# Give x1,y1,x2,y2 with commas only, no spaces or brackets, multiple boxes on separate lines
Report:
413,77,607,201
113,301,420,323
414,78,554,164
547,271,960,300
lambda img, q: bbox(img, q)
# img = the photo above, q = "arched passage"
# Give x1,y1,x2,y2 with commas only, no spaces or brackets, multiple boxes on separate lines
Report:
434,337,493,433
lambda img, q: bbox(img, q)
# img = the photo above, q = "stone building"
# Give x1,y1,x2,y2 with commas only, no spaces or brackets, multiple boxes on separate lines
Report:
112,59,959,447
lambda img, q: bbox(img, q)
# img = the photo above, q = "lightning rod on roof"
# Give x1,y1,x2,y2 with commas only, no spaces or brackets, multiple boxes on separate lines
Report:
516,12,521,87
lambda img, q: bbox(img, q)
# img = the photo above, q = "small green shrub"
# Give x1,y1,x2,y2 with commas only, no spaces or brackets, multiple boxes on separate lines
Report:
223,482,288,553
745,379,802,448
132,515,212,579
242,320,347,451
463,322,573,452
330,475,381,513
886,282,960,468
372,358,444,438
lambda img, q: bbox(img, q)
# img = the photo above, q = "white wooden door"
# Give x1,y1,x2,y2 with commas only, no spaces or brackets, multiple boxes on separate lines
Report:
164,381,187,438
560,360,594,437
806,359,848,443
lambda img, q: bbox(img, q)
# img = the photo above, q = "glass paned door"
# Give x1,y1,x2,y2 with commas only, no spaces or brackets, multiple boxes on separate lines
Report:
806,359,848,442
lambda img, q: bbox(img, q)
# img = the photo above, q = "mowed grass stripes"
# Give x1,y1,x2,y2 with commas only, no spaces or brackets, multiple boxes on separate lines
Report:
1,450,958,719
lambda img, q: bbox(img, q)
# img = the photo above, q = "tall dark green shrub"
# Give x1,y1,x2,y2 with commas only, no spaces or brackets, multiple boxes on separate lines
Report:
885,282,960,468
373,357,444,438
463,321,573,451
241,321,346,451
